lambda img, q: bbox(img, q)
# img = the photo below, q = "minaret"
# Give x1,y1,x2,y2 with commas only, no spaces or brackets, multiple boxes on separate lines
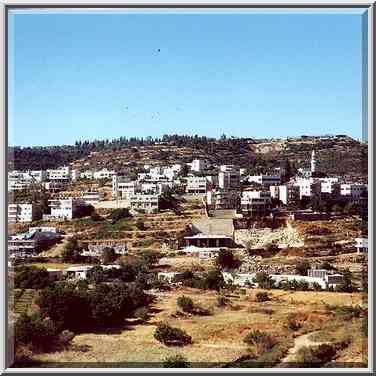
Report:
311,149,316,173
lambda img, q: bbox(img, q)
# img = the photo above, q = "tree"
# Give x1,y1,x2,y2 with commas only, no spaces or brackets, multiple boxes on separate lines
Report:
62,237,82,262
90,211,103,222
215,249,240,270
154,322,192,346
135,219,146,231
163,354,189,368
344,202,361,216
109,208,131,223
295,260,311,276
331,203,343,214
14,266,49,290
203,269,225,291
102,247,117,265
177,296,194,313
253,272,274,289
335,269,354,293
37,282,92,333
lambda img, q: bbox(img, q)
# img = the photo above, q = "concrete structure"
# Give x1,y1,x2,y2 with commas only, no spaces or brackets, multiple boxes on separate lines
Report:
219,167,240,190
43,181,67,192
311,150,317,173
186,176,207,194
80,170,94,179
321,178,341,196
294,178,321,199
340,183,367,200
222,272,256,287
66,265,95,280
112,174,131,199
129,193,159,213
248,175,281,187
82,243,128,257
47,166,71,181
307,269,328,279
269,185,280,200
158,271,185,283
189,159,209,173
93,168,116,180
240,190,271,217
354,237,368,253
184,218,235,248
206,189,240,210
47,269,64,281
48,198,89,220
8,203,42,223
82,191,104,205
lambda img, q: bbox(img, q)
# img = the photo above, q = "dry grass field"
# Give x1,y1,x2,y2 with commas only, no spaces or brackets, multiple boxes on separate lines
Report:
30,287,366,367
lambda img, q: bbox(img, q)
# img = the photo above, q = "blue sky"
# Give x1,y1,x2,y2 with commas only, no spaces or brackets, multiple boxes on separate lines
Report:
8,9,367,147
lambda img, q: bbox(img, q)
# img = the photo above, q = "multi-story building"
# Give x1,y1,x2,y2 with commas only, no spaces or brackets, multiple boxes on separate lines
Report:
8,203,42,223
321,178,341,197
294,178,321,200
247,175,281,187
219,168,240,190
206,189,240,210
129,193,159,213
29,170,47,182
48,198,88,220
340,183,367,200
81,191,104,205
112,174,131,199
80,170,94,179
278,184,300,206
93,168,116,180
189,159,209,173
47,166,71,181
354,237,368,253
240,190,271,217
186,176,208,194
43,181,67,192
269,185,280,200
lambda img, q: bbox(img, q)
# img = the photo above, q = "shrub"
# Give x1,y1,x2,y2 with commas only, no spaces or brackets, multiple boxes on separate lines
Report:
177,296,194,313
109,208,131,223
215,249,240,270
101,247,117,265
135,219,146,231
295,344,336,367
15,313,60,352
255,292,270,302
295,260,311,276
163,354,189,368
154,322,192,346
253,273,274,289
286,314,302,331
216,295,229,307
134,306,149,322
14,266,49,290
243,330,277,354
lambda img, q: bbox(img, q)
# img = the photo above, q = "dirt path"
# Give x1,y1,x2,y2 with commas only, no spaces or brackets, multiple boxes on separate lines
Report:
279,331,327,365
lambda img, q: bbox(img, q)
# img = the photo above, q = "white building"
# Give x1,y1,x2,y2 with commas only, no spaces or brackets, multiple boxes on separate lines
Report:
247,175,281,187
112,174,131,199
279,184,300,205
47,166,71,181
311,150,317,173
93,168,116,180
321,178,341,195
222,272,256,287
43,181,67,192
8,203,42,223
48,198,88,220
206,189,239,210
66,265,95,280
82,191,104,205
269,185,279,200
340,183,367,199
129,193,159,213
80,170,94,180
186,176,207,194
219,168,240,190
158,271,185,283
354,237,368,253
189,159,209,173
240,190,271,217
294,178,321,199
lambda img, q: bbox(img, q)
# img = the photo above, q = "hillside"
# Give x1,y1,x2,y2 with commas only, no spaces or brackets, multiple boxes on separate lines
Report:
9,134,367,177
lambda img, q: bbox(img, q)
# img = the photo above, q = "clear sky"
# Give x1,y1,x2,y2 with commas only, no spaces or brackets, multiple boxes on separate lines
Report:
8,9,367,147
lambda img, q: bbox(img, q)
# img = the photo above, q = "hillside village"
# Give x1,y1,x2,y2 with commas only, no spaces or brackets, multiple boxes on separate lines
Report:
8,134,368,368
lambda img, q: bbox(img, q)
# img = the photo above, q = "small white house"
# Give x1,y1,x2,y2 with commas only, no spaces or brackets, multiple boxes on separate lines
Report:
65,265,95,280
355,237,368,253
158,271,185,283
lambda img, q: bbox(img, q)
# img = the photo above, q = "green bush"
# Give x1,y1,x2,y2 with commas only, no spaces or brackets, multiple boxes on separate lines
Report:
14,266,49,290
154,322,192,346
253,273,274,289
255,292,270,302
243,330,277,354
163,354,189,368
295,344,336,367
286,314,301,331
177,296,194,313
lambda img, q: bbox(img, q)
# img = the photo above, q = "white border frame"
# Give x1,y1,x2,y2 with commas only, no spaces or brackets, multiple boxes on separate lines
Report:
1,1,374,374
